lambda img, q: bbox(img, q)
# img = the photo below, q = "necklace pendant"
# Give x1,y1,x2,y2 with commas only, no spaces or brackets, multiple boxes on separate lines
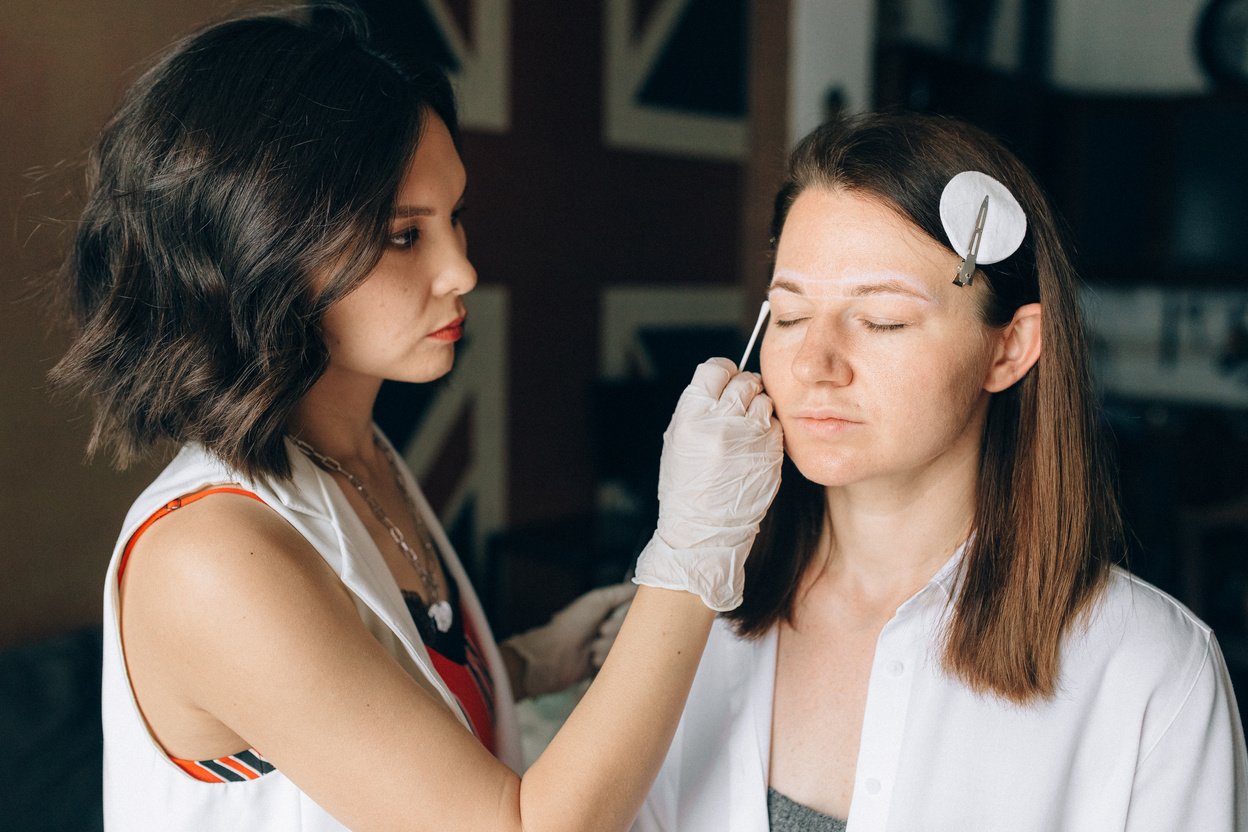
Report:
428,600,454,633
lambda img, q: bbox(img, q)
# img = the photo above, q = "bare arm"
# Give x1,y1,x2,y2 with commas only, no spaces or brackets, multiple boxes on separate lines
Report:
123,360,776,831
124,495,710,832
518,586,712,829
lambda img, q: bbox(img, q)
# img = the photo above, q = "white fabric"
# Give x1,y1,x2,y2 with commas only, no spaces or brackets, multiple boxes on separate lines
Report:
635,560,1247,832
940,170,1027,264
102,436,522,831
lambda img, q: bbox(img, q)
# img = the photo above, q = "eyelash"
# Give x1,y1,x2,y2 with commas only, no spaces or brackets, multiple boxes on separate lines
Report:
386,206,467,249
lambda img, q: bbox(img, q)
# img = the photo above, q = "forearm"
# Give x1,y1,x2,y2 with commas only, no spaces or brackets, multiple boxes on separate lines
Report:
503,359,777,831
516,586,714,832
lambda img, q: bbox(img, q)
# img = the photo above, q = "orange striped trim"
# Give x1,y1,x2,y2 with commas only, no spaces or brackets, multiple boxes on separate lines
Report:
219,756,261,780
118,487,265,581
171,757,223,783
170,749,275,783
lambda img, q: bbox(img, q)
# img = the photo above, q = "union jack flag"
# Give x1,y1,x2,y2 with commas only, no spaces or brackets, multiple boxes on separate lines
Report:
604,0,750,159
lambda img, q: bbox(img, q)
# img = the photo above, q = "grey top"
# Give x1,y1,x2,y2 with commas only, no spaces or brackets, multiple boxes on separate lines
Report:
767,787,847,832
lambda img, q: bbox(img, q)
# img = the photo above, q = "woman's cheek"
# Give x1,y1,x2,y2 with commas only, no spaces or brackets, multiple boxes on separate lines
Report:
759,338,798,409
758,330,784,378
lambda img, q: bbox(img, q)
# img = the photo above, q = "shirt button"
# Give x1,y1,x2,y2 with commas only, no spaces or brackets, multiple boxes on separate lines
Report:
865,778,882,795
888,660,904,676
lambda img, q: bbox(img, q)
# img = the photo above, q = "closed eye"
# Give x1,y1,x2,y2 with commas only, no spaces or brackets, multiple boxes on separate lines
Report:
863,320,906,332
772,318,807,329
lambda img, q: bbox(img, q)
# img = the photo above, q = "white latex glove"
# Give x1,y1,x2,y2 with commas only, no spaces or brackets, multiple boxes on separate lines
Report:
502,582,637,699
633,357,784,611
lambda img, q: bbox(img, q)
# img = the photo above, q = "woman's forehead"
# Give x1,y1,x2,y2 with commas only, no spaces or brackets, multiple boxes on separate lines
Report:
774,188,959,297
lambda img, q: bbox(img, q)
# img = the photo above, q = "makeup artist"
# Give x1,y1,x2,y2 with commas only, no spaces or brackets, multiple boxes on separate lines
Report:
49,8,783,830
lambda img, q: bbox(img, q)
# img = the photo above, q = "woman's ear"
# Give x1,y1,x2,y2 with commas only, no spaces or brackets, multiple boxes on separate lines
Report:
984,303,1042,393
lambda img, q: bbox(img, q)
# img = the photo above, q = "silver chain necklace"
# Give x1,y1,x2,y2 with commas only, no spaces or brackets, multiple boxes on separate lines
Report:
288,434,454,633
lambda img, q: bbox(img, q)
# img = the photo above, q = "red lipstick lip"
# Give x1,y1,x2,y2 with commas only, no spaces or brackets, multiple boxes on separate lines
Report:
428,315,466,342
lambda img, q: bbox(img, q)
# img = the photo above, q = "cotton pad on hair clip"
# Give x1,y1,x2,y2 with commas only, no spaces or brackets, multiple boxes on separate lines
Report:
940,171,1026,286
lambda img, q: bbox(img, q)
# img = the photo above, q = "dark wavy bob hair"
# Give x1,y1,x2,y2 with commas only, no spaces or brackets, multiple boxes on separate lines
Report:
50,6,458,479
726,112,1124,704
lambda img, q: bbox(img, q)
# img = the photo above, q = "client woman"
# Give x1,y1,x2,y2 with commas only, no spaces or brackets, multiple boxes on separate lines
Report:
636,113,1247,831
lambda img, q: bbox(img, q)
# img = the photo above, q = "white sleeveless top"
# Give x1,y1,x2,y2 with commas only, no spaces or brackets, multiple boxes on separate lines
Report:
101,437,523,830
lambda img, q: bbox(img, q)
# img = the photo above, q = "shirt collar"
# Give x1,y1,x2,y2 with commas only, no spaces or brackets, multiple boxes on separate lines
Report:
892,537,971,620
237,437,331,519
930,537,971,597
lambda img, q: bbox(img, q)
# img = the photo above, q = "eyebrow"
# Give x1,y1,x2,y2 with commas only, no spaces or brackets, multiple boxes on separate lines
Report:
392,205,435,218
847,279,934,302
769,279,806,295
768,277,934,303
391,187,468,219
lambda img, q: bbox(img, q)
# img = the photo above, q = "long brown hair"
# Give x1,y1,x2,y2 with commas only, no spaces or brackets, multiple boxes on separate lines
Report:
726,112,1123,703
49,7,458,479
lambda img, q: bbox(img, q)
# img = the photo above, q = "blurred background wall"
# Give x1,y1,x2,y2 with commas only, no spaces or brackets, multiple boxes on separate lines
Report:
0,0,274,650
2,0,1246,826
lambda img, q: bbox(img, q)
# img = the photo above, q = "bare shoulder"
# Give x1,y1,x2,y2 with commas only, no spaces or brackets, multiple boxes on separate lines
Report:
120,488,365,706
122,489,350,616
117,488,516,826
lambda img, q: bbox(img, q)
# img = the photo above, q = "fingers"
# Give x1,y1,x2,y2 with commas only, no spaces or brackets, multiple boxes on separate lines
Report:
687,357,737,399
686,357,768,414
716,371,763,414
746,388,775,425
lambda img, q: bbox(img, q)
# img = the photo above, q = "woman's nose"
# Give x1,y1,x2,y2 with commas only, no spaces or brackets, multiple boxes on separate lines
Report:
435,236,477,297
791,321,852,387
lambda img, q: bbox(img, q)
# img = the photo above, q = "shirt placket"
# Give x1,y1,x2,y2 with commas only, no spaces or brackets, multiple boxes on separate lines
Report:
847,592,926,832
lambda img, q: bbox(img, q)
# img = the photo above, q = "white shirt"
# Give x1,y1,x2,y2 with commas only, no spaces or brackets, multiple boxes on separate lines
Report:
102,439,523,831
635,559,1247,831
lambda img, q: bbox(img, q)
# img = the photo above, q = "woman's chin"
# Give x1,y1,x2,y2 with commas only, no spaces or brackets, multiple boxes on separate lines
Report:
412,345,463,382
786,450,870,489
386,357,455,385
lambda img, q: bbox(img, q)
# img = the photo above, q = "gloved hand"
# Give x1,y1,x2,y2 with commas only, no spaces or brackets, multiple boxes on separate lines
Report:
633,358,783,611
502,582,637,699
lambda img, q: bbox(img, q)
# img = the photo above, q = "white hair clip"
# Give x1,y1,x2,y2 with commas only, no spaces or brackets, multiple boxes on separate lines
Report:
940,171,1027,286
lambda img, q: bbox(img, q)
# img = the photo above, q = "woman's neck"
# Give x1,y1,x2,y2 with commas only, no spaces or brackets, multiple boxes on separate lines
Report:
287,366,385,470
815,451,978,611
